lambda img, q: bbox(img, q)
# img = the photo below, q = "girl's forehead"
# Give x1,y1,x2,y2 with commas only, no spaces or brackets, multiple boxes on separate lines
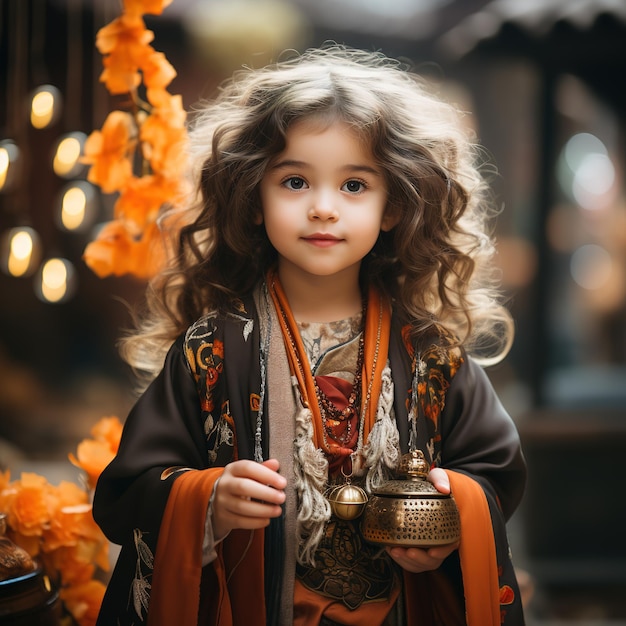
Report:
285,115,369,147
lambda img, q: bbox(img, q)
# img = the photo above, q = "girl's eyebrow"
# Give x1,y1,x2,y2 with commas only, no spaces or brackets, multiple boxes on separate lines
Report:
270,158,382,176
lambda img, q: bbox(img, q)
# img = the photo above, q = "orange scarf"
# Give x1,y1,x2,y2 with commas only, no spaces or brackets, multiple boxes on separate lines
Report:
266,272,391,453
403,470,501,626
147,471,501,626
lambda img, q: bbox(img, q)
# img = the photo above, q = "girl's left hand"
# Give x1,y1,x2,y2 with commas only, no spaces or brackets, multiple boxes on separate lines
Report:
386,541,459,573
385,467,459,573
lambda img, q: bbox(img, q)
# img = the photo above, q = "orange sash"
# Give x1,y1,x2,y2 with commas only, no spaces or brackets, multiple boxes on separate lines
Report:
403,470,501,626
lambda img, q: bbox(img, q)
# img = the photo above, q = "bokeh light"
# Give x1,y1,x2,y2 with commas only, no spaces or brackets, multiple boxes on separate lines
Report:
0,227,42,277
558,133,616,210
34,257,77,303
30,84,62,129
0,140,22,193
55,181,99,232
52,131,87,179
570,244,612,290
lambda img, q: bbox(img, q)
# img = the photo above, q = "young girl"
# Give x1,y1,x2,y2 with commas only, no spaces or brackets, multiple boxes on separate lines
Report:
93,46,526,625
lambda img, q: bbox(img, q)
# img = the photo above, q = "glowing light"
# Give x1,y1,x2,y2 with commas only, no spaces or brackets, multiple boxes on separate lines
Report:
52,132,86,178
0,140,21,192
0,147,8,189
62,186,87,230
0,227,42,277
564,133,607,170
570,244,612,290
36,257,76,303
8,231,34,277
56,181,99,232
30,85,62,129
558,133,615,210
572,153,615,209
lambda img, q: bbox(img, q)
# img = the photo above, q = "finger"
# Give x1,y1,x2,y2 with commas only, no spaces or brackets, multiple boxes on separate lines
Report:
228,459,287,491
220,474,286,506
222,496,283,521
427,467,450,494
426,541,459,560
386,546,443,573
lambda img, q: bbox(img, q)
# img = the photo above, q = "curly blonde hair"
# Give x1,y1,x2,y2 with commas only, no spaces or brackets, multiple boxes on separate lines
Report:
121,45,513,381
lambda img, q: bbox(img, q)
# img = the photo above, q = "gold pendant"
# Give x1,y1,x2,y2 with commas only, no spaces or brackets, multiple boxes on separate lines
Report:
325,480,368,521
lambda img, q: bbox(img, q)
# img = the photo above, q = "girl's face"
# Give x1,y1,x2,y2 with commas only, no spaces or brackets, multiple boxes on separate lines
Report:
259,120,395,290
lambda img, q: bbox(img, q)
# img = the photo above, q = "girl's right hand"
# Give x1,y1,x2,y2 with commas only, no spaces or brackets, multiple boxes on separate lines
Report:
211,458,286,541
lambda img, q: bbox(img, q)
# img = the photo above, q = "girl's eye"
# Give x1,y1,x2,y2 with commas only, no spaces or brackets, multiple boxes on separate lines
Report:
342,180,366,193
283,176,307,191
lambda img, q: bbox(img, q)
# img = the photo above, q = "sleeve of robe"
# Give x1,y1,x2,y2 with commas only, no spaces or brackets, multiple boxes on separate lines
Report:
93,335,212,625
420,356,527,625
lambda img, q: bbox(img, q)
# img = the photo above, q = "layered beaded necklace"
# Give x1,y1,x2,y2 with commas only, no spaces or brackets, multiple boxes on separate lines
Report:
267,270,390,468
309,319,365,474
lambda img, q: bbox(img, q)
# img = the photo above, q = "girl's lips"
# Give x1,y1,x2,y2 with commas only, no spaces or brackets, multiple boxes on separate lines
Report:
302,234,342,247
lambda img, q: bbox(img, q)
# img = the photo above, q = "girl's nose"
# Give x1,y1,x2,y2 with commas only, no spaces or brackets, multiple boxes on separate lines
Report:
308,190,338,221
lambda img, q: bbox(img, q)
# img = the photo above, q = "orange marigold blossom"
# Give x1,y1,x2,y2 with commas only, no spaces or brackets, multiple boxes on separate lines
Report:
113,174,181,231
124,0,173,17
0,469,11,497
141,98,189,179
43,483,99,552
61,580,107,626
142,49,177,92
69,440,117,491
46,544,96,586
95,13,153,55
89,416,123,454
96,14,154,95
8,532,41,557
83,110,136,194
83,219,167,279
6,473,51,537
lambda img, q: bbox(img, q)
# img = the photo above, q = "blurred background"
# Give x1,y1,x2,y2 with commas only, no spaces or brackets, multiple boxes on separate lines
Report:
0,0,625,623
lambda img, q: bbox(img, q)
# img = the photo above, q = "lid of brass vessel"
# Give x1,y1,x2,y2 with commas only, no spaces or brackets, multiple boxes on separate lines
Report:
370,449,444,497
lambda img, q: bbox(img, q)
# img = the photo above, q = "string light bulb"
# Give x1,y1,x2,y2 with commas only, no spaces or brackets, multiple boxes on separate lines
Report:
52,131,87,179
30,84,62,129
0,227,42,277
0,140,22,193
55,180,99,232
34,257,77,303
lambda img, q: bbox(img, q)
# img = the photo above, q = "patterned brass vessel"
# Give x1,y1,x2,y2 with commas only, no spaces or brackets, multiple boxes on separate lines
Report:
0,513,62,625
360,450,460,547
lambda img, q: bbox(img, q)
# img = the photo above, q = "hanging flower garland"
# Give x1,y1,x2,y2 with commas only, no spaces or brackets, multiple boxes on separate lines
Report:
0,416,123,626
82,0,189,279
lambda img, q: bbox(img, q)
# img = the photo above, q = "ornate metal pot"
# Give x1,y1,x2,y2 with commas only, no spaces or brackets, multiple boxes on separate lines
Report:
0,514,62,625
360,450,460,548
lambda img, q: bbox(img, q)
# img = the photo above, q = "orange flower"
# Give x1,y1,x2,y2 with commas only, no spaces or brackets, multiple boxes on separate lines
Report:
500,584,515,605
89,416,123,454
83,111,136,194
6,473,51,538
83,219,166,279
84,0,188,280
0,469,10,490
43,482,91,551
96,13,154,95
2,420,115,625
213,339,225,359
140,96,189,180
113,174,179,231
8,532,41,557
69,440,117,491
124,0,173,17
46,544,95,586
142,49,177,93
61,580,107,626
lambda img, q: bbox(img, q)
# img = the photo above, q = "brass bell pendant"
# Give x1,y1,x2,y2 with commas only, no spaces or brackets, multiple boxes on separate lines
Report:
326,481,368,521
360,450,460,547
